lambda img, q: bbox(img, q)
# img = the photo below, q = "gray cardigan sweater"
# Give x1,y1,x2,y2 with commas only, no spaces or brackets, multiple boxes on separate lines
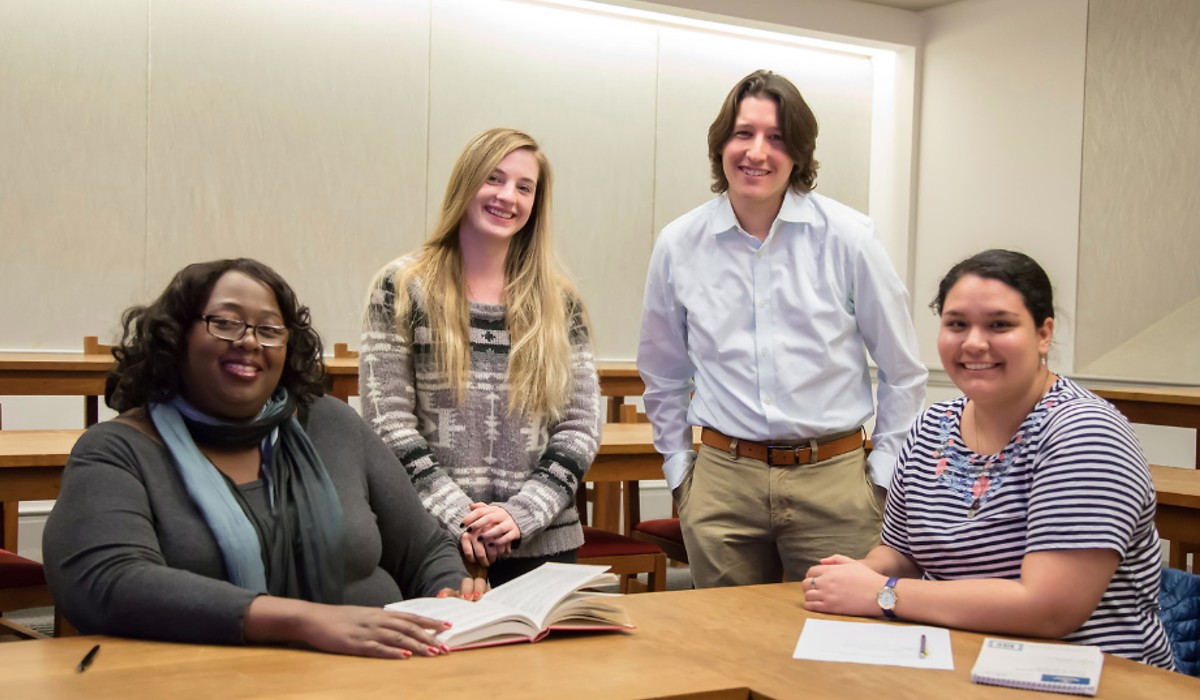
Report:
42,396,467,644
360,262,602,558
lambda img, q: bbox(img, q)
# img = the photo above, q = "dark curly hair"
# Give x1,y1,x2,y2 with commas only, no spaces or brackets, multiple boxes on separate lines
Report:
931,249,1055,328
106,258,326,412
708,69,820,195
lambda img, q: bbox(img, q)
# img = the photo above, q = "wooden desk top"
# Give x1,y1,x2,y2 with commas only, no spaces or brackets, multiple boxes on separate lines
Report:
596,423,696,456
1093,385,1200,407
1150,464,1200,510
0,430,82,468
0,353,113,371
2,583,1195,699
322,354,357,375
3,427,1196,503
595,359,639,376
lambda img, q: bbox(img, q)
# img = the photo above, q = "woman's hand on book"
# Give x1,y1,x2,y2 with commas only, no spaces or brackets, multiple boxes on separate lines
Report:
437,575,490,601
245,598,452,659
305,606,452,659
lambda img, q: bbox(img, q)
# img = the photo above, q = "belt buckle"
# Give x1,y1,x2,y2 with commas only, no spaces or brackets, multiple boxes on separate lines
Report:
727,437,740,459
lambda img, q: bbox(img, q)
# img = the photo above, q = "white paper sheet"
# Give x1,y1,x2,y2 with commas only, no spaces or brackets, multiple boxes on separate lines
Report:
793,619,955,670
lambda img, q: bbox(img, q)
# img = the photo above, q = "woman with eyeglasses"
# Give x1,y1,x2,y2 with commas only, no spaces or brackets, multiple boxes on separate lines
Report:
43,258,481,659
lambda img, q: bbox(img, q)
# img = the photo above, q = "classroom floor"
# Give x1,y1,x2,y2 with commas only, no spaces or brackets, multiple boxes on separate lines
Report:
1,609,54,641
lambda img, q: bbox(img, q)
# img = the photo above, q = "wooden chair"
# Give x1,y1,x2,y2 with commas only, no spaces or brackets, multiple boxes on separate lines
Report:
617,405,690,566
332,343,358,359
575,482,666,593
83,335,114,426
0,548,54,640
575,403,668,592
0,403,14,555
577,525,667,594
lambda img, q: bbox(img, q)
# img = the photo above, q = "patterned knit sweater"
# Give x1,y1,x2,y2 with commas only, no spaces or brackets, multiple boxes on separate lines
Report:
360,260,601,558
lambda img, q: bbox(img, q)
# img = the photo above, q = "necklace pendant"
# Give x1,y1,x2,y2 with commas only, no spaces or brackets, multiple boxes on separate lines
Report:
967,499,980,518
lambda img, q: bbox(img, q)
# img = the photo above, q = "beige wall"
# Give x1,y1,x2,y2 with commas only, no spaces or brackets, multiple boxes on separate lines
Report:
0,0,148,348
1076,0,1200,382
1,0,885,368
911,0,1089,372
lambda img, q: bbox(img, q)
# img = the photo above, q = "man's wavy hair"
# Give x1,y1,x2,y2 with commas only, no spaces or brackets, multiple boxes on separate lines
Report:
707,69,820,195
106,258,326,412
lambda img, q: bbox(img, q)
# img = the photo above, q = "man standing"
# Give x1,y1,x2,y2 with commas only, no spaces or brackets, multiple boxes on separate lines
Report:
638,69,927,588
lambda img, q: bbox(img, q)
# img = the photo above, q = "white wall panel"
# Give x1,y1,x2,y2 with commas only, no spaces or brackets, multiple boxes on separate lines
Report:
146,0,431,346
913,0,1088,371
0,0,147,349
654,28,874,236
428,0,659,359
3,0,897,377
1076,0,1200,381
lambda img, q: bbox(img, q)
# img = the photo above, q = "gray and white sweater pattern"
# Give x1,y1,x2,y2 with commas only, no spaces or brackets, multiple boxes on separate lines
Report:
360,262,601,558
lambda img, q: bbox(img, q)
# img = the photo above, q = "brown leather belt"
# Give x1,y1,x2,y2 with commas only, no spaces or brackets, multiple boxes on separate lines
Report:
700,427,865,466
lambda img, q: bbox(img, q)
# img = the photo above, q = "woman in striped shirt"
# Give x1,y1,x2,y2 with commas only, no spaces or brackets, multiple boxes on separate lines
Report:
802,249,1174,669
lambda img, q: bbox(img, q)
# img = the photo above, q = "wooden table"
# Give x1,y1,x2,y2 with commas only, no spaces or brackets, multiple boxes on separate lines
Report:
4,426,1198,557
582,423,697,533
1093,385,1200,467
9,355,1199,440
0,353,111,426
0,429,79,552
594,360,642,422
0,354,645,419
1,582,1195,699
326,357,643,416
1151,464,1200,550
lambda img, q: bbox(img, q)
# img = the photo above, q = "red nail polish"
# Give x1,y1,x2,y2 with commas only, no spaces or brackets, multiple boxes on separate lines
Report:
427,646,438,654
440,643,451,652
443,621,453,628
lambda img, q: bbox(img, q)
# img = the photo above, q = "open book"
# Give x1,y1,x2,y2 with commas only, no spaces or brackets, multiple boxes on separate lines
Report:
386,562,634,650
971,638,1103,696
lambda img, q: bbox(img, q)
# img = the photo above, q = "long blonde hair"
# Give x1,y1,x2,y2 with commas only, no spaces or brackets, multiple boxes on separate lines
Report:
387,128,584,419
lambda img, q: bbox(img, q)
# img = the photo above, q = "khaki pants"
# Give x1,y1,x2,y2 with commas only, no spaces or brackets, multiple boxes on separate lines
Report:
678,444,883,588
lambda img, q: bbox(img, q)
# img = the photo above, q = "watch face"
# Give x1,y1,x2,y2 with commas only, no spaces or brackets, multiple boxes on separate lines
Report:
877,588,898,609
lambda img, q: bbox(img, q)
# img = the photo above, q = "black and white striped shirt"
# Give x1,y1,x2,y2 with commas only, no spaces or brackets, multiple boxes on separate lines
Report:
883,377,1175,669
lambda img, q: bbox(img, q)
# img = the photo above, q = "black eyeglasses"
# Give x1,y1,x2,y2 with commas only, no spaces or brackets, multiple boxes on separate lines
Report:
201,315,290,347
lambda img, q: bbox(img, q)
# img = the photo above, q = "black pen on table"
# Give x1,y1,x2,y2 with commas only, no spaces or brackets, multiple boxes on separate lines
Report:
918,634,927,659
77,644,100,673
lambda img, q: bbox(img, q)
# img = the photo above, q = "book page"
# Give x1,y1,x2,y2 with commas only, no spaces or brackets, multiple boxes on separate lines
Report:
793,619,955,670
385,596,537,646
481,562,617,628
547,592,633,629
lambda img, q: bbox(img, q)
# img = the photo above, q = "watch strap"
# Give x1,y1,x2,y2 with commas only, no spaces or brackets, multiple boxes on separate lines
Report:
880,576,899,619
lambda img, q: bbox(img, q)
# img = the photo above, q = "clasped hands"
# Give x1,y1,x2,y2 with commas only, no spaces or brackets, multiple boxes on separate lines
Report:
801,554,889,617
459,501,522,568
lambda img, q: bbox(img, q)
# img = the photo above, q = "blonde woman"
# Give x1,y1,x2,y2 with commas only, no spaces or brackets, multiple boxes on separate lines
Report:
361,128,601,587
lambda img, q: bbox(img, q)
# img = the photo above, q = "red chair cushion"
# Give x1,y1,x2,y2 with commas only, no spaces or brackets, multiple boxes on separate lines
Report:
633,518,683,543
0,549,47,588
579,526,663,558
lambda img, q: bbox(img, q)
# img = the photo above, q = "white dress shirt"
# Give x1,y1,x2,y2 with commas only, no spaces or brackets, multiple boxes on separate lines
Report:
637,189,927,491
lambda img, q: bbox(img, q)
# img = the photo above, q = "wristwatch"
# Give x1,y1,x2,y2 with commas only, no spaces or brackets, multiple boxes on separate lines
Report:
876,577,900,619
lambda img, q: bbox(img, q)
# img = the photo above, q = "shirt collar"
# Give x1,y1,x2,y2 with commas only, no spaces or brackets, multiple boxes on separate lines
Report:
707,188,816,237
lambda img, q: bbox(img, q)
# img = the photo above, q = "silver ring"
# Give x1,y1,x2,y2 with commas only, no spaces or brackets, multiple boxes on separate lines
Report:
810,576,818,589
